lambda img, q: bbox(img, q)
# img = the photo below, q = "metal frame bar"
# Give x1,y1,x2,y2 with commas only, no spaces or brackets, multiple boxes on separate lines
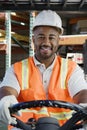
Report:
0,1,87,11
63,0,68,8
0,4,87,11
79,0,85,8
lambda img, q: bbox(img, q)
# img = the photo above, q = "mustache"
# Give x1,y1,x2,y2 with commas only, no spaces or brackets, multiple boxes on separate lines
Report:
40,44,53,50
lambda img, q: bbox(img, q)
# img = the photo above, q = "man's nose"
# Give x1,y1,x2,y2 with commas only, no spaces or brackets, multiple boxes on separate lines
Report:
44,37,50,44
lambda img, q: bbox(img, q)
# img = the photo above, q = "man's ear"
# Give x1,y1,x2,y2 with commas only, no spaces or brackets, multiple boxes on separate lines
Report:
32,35,35,52
59,35,62,40
32,35,34,41
32,35,35,43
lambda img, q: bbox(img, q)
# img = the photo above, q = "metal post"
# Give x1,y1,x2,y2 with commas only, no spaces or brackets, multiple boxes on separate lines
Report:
29,11,35,57
5,12,11,70
83,40,87,81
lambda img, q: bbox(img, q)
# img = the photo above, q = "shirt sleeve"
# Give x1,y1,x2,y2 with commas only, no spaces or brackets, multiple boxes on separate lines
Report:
0,65,20,94
68,65,87,98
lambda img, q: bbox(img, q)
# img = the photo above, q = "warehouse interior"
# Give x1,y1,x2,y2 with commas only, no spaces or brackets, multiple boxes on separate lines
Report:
0,2,87,130
0,0,87,81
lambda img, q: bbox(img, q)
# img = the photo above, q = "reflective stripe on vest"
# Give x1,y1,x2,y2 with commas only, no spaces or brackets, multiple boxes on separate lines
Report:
50,111,74,120
21,107,49,116
21,58,68,90
22,59,29,90
21,107,74,120
60,58,68,89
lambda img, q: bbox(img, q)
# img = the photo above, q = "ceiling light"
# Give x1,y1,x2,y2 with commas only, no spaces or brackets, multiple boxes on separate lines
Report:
11,12,16,16
20,22,25,25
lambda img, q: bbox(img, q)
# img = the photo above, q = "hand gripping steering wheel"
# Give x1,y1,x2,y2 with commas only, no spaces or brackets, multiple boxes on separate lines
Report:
9,100,87,130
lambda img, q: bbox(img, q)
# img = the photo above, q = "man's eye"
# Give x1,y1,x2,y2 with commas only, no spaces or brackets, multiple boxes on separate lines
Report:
38,36,44,40
49,37,55,40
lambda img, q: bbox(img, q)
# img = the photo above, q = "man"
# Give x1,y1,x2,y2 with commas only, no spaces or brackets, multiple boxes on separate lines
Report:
0,10,87,129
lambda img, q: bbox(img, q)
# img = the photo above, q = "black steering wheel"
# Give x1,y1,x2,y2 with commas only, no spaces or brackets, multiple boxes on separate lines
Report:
9,100,87,130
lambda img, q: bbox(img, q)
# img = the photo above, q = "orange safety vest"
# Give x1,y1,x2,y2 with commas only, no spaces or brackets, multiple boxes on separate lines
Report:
12,56,77,126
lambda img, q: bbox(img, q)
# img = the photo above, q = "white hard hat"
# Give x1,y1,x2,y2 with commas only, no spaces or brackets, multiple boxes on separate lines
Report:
33,10,63,35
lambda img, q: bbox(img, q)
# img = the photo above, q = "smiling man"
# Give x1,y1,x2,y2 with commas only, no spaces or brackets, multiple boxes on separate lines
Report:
0,10,87,129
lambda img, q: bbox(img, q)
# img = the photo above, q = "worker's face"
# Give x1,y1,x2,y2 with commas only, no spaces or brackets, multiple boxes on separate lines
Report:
33,26,60,61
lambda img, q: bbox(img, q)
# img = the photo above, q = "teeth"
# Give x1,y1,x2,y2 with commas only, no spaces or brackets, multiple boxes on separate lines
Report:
41,46,51,50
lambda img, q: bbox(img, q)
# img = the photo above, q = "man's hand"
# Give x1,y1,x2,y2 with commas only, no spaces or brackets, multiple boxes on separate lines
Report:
79,103,87,130
79,103,87,108
11,128,22,130
0,95,21,126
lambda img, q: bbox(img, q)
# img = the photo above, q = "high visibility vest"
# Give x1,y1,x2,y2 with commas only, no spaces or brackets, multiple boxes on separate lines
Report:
13,56,77,126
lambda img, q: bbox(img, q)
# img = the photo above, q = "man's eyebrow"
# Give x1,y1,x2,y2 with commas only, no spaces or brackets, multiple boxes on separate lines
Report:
37,34,56,37
37,33,44,36
50,34,56,36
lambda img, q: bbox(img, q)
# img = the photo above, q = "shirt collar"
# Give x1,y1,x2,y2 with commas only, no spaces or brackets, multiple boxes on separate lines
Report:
33,54,57,69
